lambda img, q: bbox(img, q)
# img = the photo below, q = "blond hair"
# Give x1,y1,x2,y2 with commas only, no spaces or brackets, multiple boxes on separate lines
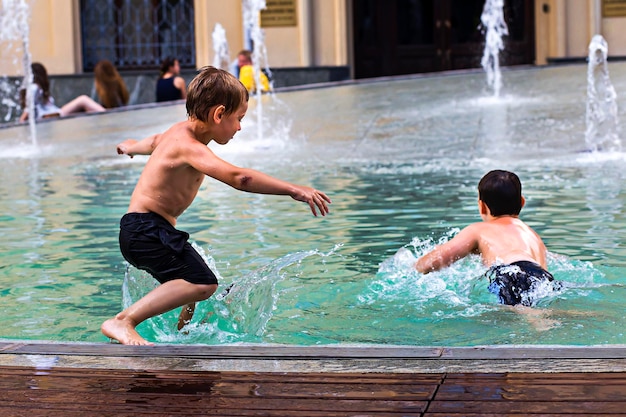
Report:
186,66,248,122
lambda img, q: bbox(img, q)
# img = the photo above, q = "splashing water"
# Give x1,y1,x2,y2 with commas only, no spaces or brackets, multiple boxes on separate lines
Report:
122,242,343,344
211,23,230,70
480,0,508,97
585,35,621,152
368,234,573,311
0,0,35,144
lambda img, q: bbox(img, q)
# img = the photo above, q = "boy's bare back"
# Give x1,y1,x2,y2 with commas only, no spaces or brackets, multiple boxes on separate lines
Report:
415,216,547,273
126,121,216,226
415,170,548,274
461,216,545,266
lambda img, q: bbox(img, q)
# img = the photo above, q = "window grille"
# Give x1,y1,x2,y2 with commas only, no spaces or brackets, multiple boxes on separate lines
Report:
80,0,195,71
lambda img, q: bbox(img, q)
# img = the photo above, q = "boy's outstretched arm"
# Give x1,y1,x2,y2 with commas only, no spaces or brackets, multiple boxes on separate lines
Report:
232,168,331,216
116,133,162,158
188,147,331,216
415,225,478,273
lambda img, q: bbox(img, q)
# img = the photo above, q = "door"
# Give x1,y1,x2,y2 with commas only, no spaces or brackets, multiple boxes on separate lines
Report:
352,0,535,78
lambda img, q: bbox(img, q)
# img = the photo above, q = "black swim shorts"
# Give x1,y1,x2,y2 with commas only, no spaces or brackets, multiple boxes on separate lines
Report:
485,260,560,307
119,212,218,285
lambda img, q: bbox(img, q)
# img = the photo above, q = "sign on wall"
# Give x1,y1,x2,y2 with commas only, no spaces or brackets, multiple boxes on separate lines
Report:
261,0,298,27
603,0,626,17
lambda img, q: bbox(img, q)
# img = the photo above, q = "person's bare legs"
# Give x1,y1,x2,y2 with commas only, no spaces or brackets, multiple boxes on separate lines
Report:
177,302,196,330
511,305,560,331
101,280,217,345
60,95,105,116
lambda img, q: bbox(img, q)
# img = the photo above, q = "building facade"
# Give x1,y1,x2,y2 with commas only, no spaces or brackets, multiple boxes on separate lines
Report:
1,0,626,82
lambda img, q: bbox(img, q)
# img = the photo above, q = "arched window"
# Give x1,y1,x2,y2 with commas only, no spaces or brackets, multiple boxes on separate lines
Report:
80,0,195,71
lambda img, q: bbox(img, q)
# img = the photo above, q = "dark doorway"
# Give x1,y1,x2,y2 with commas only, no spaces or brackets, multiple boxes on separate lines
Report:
352,0,535,79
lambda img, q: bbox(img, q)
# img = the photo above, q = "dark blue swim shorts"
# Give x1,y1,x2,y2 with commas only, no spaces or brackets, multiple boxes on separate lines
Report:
485,260,561,307
119,212,218,285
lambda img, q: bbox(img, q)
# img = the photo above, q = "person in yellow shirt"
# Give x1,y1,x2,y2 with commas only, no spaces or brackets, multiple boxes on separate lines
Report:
237,49,271,93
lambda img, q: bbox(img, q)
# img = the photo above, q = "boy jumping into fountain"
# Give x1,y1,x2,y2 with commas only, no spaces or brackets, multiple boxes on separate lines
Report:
102,67,331,345
415,170,559,307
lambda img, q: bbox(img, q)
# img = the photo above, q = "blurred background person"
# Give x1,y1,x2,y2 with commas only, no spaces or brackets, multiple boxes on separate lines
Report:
19,62,104,122
94,60,129,109
156,56,187,102
236,49,270,93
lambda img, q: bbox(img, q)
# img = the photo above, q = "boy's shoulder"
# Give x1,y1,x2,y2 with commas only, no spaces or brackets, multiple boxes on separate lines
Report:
461,221,488,233
154,121,207,151
459,220,505,239
163,121,200,141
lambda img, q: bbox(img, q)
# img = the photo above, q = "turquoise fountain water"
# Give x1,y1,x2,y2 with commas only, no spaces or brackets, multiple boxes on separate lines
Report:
0,63,625,346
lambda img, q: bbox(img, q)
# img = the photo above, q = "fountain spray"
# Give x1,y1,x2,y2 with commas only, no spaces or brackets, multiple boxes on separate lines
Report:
480,0,508,97
585,34,621,152
212,23,230,70
0,0,35,144
242,0,272,141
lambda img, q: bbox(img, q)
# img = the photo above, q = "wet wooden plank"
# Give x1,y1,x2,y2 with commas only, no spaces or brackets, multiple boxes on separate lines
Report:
0,382,436,401
0,366,433,415
427,400,626,414
428,372,626,415
1,398,429,414
438,372,626,401
426,415,626,417
0,407,412,417
436,383,626,402
445,372,626,382
2,365,626,416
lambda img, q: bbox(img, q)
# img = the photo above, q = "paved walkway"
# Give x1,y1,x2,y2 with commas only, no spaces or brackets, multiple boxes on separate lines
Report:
1,341,625,416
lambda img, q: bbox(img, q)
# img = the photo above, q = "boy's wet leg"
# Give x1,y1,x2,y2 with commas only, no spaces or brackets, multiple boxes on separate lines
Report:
101,280,217,345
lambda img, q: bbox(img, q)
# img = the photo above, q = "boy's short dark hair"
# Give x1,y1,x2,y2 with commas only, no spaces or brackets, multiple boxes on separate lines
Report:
478,170,523,216
186,66,249,122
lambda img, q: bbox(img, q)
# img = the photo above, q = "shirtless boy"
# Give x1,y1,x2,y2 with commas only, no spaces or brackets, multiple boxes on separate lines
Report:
101,67,331,345
415,170,558,306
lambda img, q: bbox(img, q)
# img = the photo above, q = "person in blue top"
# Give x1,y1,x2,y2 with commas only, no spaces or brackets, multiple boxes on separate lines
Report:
156,57,187,102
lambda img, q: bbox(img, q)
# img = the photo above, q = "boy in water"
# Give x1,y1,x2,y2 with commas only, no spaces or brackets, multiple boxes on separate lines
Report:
102,67,331,345
415,170,558,307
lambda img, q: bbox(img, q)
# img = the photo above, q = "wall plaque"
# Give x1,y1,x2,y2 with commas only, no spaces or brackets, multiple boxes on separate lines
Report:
261,0,298,27
603,0,626,17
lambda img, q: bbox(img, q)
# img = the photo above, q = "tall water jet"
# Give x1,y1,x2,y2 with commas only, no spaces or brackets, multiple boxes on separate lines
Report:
480,0,508,97
0,0,35,144
212,23,230,70
585,34,621,152
242,0,272,141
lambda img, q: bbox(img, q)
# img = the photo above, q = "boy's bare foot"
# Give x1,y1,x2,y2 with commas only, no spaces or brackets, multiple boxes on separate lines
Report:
101,317,154,346
177,302,196,331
